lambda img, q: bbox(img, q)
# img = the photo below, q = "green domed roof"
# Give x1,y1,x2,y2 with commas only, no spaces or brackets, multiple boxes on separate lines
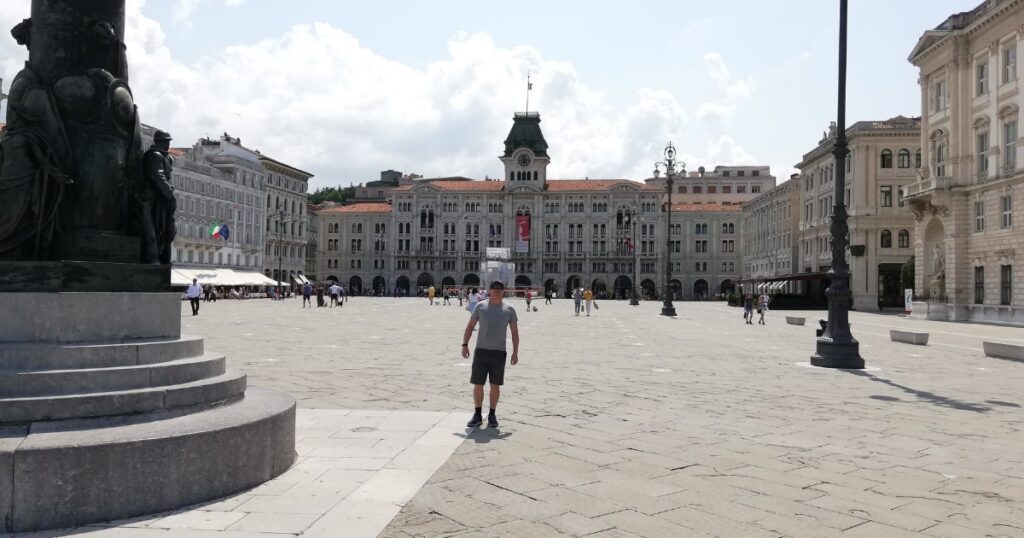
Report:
502,113,549,158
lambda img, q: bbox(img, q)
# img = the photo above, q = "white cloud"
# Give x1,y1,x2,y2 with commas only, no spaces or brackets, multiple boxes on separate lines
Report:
696,52,757,122
2,3,766,188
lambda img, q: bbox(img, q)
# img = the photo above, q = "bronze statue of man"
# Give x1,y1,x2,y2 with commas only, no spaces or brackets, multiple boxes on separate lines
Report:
139,130,176,264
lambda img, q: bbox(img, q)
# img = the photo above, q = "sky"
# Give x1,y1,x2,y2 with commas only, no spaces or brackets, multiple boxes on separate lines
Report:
1,0,972,191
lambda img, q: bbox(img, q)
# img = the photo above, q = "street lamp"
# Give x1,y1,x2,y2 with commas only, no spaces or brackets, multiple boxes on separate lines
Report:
625,204,640,306
811,0,864,369
273,206,287,300
653,142,684,317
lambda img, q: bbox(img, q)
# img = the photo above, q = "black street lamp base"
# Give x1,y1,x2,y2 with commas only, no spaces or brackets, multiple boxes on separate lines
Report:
629,288,639,306
810,339,864,369
660,304,676,317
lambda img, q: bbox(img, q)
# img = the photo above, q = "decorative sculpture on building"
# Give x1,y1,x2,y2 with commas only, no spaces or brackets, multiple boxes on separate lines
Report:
929,242,946,300
0,1,161,264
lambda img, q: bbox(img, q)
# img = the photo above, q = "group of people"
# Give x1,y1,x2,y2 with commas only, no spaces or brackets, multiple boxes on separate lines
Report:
742,293,770,325
301,281,348,308
571,288,597,316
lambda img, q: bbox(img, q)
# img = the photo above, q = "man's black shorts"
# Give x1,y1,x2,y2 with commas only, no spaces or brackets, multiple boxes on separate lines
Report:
470,348,507,386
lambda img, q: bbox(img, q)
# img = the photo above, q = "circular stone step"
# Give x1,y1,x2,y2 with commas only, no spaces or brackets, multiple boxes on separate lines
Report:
0,353,225,397
1,386,296,533
0,335,204,372
0,371,247,424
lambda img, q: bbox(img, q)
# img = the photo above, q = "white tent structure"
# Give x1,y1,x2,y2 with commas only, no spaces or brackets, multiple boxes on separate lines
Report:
171,268,279,287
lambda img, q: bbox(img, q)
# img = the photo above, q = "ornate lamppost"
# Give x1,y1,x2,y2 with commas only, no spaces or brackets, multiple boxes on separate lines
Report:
273,206,287,300
626,204,640,306
653,142,684,317
811,0,864,369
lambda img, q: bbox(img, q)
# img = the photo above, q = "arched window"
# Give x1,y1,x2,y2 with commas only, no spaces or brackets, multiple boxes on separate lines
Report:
897,149,911,168
880,230,892,248
898,229,910,248
880,149,893,169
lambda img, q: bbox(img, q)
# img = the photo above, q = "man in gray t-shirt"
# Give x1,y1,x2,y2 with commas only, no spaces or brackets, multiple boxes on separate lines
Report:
461,281,519,428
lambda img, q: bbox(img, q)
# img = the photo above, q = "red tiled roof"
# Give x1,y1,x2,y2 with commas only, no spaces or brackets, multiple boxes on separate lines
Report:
168,148,188,157
319,203,393,214
545,179,650,192
392,181,504,192
670,203,742,213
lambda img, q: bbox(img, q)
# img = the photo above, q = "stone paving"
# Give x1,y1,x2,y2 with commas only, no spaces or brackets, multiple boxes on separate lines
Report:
22,296,1024,537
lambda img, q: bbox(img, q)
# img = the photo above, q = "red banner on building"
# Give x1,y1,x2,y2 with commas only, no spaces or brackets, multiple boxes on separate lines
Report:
515,215,530,253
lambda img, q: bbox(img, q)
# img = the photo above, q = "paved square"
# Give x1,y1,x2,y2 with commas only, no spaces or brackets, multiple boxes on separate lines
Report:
39,297,1024,536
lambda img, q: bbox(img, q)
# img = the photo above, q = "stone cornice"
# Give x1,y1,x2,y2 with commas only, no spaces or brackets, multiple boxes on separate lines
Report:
909,0,1022,66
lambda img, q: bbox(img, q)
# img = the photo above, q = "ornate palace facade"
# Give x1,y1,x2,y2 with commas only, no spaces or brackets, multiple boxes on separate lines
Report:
906,0,1024,323
316,112,765,299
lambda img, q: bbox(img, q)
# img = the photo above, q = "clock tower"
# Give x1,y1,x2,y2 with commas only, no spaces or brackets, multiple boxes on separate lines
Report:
500,112,549,191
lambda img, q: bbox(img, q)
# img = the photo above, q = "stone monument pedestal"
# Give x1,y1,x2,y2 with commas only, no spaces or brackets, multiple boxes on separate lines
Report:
0,292,296,533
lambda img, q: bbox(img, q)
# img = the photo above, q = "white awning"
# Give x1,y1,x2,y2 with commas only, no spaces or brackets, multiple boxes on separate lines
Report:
171,267,278,287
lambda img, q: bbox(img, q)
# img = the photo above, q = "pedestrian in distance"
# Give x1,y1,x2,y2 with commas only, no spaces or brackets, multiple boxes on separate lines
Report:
743,294,754,325
443,289,451,305
186,278,203,316
461,280,519,428
329,282,340,307
525,289,532,312
544,287,553,305
583,288,594,316
316,285,325,308
428,285,436,305
302,282,313,308
757,295,767,325
573,288,583,316
467,287,480,313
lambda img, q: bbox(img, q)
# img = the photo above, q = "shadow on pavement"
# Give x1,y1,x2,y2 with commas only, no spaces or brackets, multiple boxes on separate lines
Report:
454,429,513,443
845,370,997,413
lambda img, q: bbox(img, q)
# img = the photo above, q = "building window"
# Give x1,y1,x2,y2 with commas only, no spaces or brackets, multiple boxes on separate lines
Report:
880,186,893,207
915,149,922,169
880,230,892,248
977,61,989,95
898,229,910,248
978,131,990,175
1003,44,1017,84
678,186,688,194
692,186,702,194
1001,265,1013,305
722,186,732,193
897,149,911,168
707,185,717,194
975,266,985,304
751,185,761,193
935,144,946,177
975,200,985,232
737,186,746,194
752,170,760,177
1002,194,1013,228
1003,120,1017,169
880,149,893,169
934,80,946,112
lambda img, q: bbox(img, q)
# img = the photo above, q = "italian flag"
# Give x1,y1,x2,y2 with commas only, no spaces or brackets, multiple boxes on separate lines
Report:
210,224,224,239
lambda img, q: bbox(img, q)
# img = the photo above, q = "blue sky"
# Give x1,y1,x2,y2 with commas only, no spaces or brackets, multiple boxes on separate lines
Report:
1,0,972,190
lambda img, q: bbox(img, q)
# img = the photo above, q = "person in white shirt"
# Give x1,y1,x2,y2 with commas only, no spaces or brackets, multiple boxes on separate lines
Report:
329,283,341,307
186,278,203,316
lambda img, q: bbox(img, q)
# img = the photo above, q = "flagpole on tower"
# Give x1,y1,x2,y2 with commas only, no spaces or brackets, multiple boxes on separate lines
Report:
525,73,532,113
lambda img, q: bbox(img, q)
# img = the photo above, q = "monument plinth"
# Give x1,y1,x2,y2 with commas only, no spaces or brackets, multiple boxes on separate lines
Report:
0,1,296,532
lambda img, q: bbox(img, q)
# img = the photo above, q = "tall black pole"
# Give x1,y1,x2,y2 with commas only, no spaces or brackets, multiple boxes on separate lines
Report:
811,0,864,369
661,176,677,316
630,207,639,306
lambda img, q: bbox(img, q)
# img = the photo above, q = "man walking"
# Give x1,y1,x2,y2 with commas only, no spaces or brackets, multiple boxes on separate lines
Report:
329,282,340,307
186,278,203,316
302,281,313,308
573,288,583,316
461,281,519,428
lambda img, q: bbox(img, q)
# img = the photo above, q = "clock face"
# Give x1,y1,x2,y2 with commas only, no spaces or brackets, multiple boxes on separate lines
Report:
517,152,531,167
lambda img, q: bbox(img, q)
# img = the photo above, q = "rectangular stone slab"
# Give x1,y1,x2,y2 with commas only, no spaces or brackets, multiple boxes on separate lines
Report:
890,329,929,345
983,341,1024,361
